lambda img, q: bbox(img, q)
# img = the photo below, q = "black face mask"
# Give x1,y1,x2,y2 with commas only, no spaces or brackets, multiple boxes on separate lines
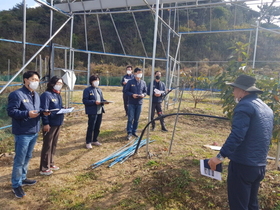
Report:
155,76,161,80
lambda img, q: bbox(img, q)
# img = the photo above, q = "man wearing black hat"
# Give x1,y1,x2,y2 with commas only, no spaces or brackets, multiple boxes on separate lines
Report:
208,75,274,210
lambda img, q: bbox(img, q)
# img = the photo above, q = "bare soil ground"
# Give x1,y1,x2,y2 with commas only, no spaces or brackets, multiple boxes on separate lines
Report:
0,86,279,210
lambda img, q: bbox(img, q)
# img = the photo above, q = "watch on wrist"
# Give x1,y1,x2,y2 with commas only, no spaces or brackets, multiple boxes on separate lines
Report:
216,153,224,161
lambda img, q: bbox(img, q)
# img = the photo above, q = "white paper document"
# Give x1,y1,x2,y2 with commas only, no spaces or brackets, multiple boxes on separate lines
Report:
200,159,222,181
203,145,222,151
154,88,165,94
57,107,74,114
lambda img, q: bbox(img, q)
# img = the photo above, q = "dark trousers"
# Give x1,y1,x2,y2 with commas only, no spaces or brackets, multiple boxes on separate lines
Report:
123,93,129,115
86,114,102,144
227,161,266,210
151,102,165,128
40,126,61,171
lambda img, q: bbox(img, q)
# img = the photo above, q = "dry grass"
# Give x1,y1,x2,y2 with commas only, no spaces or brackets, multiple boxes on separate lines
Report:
0,86,279,210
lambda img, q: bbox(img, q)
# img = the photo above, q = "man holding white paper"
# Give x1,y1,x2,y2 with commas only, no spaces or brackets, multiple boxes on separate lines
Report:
208,75,273,210
147,71,168,132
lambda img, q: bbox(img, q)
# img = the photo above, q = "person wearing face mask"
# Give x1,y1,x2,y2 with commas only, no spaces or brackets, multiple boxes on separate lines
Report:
208,75,273,210
83,75,107,149
39,76,65,175
147,71,168,132
121,65,134,116
124,67,147,140
7,71,44,198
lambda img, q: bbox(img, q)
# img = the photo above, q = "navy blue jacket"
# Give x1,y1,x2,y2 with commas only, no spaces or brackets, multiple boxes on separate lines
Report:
220,94,274,166
7,86,41,135
147,80,166,103
83,86,105,115
40,91,64,126
124,78,147,105
121,74,134,92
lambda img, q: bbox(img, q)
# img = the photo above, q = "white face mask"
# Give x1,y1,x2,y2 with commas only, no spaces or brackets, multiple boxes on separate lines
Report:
53,84,62,91
93,81,99,87
136,73,142,78
127,70,132,75
234,98,240,104
29,81,39,90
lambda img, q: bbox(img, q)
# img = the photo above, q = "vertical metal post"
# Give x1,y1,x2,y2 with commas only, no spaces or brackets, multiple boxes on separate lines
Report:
252,21,259,69
35,57,38,71
51,43,55,77
142,59,146,81
87,53,91,86
8,59,10,81
165,5,172,110
39,55,42,77
67,16,75,108
84,14,89,51
22,0,26,67
49,0,54,78
64,49,67,69
45,57,47,75
146,0,160,156
276,141,280,169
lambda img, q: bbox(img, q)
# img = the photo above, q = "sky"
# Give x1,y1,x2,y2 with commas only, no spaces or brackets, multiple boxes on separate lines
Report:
0,0,280,12
0,0,40,11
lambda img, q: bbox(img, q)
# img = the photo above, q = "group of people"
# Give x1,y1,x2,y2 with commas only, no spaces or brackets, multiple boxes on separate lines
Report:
121,66,168,141
7,71,65,198
7,69,275,210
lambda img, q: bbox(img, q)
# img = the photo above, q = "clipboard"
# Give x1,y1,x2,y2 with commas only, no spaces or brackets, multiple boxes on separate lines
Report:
102,101,114,104
57,107,74,114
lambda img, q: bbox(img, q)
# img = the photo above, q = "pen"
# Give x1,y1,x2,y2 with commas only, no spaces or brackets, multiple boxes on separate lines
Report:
44,132,48,136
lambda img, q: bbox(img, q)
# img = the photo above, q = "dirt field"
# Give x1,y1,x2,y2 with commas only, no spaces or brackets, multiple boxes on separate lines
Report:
0,86,279,210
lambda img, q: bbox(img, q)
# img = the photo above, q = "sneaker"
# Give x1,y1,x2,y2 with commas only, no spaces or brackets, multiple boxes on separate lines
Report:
50,165,60,171
132,133,138,138
126,134,132,140
40,169,53,176
12,186,25,198
92,141,102,146
86,143,92,149
22,179,37,186
162,128,168,132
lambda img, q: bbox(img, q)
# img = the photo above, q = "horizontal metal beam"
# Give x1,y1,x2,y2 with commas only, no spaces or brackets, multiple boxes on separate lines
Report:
72,48,167,61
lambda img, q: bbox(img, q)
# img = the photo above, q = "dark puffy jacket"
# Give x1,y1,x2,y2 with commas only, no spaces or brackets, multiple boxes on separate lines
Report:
147,80,166,103
40,91,64,126
83,86,105,115
7,86,41,135
220,93,274,166
124,78,147,105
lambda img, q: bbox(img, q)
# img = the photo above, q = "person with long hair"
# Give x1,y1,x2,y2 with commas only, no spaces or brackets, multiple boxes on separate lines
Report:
83,75,106,149
39,76,64,175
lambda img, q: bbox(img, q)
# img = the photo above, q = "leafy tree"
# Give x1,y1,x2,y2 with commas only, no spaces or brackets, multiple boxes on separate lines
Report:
258,3,280,25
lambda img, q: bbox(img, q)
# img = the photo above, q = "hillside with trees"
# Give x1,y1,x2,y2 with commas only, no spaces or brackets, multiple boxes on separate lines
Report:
0,0,280,75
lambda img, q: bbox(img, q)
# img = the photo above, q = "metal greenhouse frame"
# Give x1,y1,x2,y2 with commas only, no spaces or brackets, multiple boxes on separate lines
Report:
0,0,279,167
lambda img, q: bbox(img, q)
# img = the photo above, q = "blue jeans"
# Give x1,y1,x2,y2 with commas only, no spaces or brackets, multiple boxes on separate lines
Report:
127,104,142,134
12,134,38,188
